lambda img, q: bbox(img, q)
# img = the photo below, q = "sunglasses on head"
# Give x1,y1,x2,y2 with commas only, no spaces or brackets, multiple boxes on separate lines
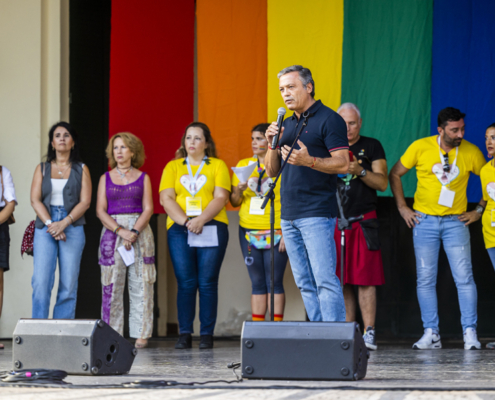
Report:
443,154,450,173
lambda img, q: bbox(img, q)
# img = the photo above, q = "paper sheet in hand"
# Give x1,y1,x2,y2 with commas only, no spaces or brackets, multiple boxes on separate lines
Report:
187,225,219,247
117,245,135,267
232,162,257,183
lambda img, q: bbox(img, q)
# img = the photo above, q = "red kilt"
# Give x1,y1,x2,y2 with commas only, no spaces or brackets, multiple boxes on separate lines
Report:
334,210,385,286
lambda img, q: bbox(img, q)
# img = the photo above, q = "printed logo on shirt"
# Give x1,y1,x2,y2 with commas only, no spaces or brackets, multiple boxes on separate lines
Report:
180,174,207,196
487,182,495,201
358,149,365,156
248,176,272,196
432,163,460,185
339,173,358,183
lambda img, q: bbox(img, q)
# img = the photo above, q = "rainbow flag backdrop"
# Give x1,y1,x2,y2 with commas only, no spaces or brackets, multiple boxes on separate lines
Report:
110,0,495,211
197,0,495,203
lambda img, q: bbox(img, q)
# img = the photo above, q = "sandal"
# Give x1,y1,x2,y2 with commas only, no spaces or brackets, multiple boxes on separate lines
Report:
135,339,148,349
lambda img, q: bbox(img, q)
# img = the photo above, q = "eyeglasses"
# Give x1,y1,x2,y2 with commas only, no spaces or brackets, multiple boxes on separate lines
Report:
443,154,450,173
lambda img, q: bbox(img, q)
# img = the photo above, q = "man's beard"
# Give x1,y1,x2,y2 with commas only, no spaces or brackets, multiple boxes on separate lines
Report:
444,134,462,147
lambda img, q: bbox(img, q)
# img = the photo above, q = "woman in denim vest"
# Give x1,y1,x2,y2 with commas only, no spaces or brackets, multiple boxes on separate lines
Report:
30,122,92,319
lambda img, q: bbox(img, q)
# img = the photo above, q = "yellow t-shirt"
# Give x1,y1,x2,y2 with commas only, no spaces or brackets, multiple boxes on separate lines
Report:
481,160,495,248
159,157,231,229
232,157,282,229
400,135,485,216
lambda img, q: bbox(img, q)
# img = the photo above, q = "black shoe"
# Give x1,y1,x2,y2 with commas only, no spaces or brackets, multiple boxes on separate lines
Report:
175,333,192,349
199,335,213,349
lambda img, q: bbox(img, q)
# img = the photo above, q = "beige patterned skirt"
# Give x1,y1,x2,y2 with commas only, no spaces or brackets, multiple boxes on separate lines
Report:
98,213,156,339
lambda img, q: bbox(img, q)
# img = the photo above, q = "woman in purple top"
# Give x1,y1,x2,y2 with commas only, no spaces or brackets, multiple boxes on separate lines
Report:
96,132,155,349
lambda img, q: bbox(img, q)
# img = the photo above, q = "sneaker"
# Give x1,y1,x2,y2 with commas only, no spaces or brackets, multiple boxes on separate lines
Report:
175,333,192,349
363,326,377,351
412,328,442,350
463,328,481,350
199,335,214,349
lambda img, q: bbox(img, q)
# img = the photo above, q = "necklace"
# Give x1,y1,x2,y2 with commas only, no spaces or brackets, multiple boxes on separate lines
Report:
54,162,71,177
116,166,133,184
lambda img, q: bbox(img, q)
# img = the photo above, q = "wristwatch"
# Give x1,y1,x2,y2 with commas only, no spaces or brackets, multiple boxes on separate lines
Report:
45,219,53,226
475,204,484,214
359,168,367,178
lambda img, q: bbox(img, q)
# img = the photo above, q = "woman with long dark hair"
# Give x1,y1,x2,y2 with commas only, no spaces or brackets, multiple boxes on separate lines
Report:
30,121,91,319
159,122,230,349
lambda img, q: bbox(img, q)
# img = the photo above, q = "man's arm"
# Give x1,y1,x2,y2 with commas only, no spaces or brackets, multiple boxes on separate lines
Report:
280,141,349,174
264,122,283,177
389,160,421,228
459,198,486,226
350,157,388,192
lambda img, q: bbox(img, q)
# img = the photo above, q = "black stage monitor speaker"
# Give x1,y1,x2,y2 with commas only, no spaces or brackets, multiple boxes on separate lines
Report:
12,319,136,375
241,321,368,380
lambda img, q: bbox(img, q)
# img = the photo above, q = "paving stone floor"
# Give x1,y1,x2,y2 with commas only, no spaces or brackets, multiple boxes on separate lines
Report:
0,338,495,399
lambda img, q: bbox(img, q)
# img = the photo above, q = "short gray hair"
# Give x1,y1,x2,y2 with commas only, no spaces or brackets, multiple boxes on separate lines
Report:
277,65,315,98
337,102,361,119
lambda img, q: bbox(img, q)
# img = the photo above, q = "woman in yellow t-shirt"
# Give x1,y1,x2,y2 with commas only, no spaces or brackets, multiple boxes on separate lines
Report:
159,122,231,350
481,123,495,350
230,123,288,323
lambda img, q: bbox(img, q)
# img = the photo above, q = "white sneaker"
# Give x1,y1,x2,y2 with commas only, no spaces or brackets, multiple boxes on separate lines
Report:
412,328,442,350
464,328,481,350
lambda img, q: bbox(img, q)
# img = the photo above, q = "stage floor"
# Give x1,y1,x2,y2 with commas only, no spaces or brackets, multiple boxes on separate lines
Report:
1,338,495,399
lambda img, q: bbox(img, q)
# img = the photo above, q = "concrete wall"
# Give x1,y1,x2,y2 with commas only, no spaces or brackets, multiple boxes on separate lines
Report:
0,0,68,338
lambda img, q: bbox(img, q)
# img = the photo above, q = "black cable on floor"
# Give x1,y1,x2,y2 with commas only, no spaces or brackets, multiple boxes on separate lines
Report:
0,369,69,385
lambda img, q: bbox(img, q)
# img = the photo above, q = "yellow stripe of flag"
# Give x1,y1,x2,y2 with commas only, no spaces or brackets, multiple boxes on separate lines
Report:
267,0,344,121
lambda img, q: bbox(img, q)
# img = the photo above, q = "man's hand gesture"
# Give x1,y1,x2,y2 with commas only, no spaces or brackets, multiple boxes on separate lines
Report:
281,140,312,167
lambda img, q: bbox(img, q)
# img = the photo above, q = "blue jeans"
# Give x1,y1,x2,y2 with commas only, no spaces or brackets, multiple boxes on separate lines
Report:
413,211,477,332
487,247,495,271
32,206,86,319
168,220,229,335
238,227,288,295
281,217,345,321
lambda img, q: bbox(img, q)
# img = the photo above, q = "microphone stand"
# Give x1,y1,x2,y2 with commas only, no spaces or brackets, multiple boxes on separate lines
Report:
261,112,311,321
336,184,363,289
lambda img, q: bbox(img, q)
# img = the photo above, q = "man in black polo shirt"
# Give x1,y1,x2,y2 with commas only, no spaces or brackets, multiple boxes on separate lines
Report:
335,102,388,350
265,65,349,322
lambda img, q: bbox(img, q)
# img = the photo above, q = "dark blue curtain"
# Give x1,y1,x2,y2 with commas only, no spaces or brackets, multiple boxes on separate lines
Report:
431,0,495,202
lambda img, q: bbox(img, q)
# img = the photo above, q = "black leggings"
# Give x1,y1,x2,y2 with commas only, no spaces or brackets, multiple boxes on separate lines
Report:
0,221,10,272
238,227,288,295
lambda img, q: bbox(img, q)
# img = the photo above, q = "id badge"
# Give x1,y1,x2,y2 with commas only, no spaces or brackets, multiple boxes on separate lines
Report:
438,186,455,208
249,197,265,215
186,197,202,216
491,210,495,227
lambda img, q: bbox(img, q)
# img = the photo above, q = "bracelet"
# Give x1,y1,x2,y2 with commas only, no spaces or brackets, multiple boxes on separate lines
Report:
310,157,317,168
113,225,123,234
67,214,74,224
131,228,140,236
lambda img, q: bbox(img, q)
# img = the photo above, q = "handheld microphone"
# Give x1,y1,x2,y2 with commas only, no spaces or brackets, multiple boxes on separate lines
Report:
271,107,286,149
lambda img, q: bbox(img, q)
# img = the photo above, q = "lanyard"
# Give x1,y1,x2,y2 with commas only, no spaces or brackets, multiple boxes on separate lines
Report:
437,136,458,187
256,158,265,195
186,156,207,197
